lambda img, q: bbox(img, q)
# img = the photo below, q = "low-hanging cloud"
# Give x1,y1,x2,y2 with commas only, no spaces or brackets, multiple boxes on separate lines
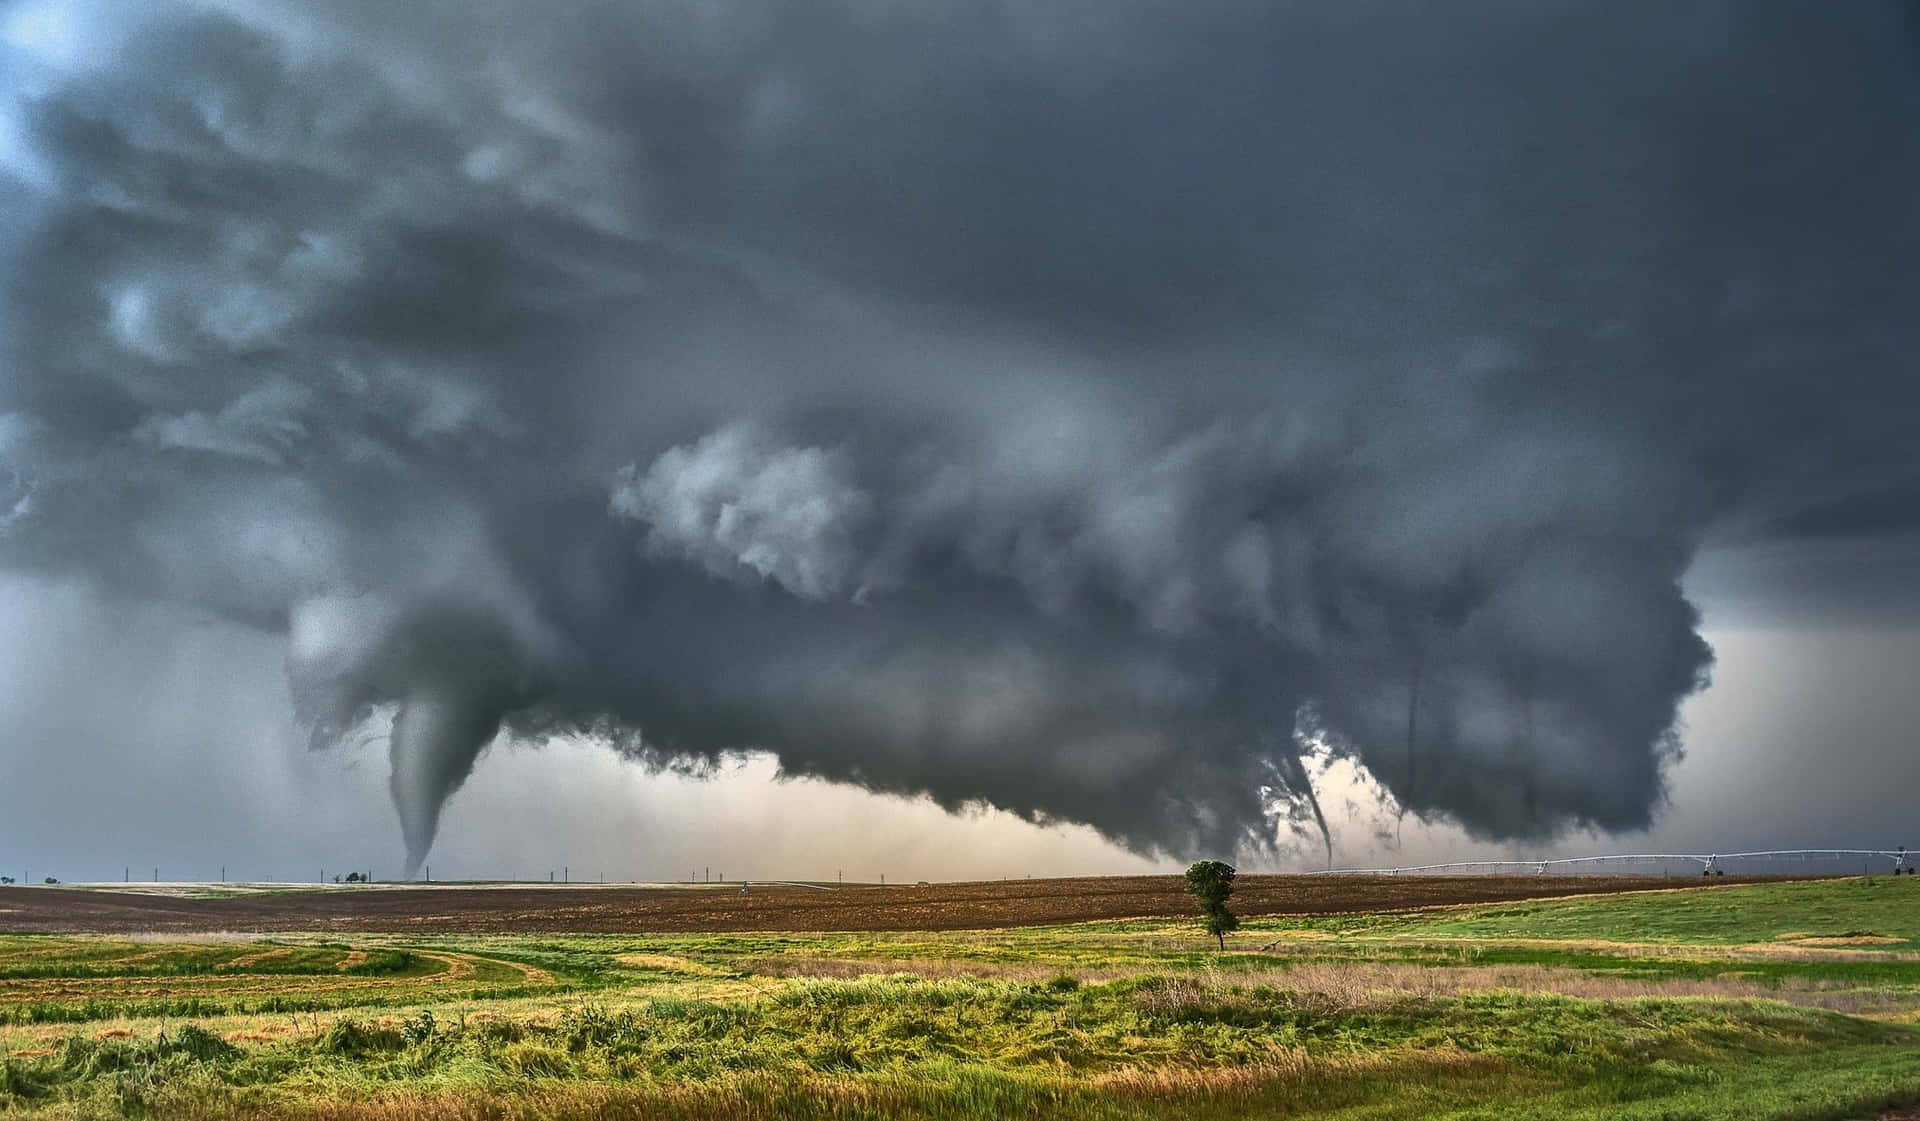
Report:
0,0,1914,875
613,425,874,602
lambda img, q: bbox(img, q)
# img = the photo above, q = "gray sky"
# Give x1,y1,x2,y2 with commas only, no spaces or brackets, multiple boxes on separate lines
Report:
1,1,1916,881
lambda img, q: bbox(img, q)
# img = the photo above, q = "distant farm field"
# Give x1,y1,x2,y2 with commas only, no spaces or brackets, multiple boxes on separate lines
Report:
4,876,1920,1120
0,874,1744,935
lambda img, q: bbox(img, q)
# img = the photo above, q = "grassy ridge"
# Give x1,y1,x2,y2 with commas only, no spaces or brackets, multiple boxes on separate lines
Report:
4,878,1920,1119
1255,875,1920,945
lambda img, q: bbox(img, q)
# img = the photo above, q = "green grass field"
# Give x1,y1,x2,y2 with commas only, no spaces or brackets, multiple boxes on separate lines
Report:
4,877,1920,1119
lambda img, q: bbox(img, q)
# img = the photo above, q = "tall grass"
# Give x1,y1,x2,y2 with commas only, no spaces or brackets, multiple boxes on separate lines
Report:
5,975,1918,1118
6,880,1920,1119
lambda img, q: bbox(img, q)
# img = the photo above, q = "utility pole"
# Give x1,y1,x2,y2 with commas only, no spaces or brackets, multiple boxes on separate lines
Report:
564,866,569,884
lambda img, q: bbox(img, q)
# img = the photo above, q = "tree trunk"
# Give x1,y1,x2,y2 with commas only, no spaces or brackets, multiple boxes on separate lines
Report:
1216,931,1224,951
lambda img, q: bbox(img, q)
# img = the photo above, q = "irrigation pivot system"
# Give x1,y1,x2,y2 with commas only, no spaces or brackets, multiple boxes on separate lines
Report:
1309,847,1915,877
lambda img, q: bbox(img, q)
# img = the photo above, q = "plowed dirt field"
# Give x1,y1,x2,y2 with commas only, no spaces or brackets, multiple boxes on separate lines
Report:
0,875,1747,934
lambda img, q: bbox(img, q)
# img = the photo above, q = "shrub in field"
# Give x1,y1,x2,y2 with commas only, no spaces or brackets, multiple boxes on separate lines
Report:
401,1009,437,1046
501,1041,571,1077
166,1024,240,1063
470,1017,527,1045
316,1017,406,1057
1185,860,1241,950
58,1035,155,1078
561,1003,643,1050
0,1055,49,1100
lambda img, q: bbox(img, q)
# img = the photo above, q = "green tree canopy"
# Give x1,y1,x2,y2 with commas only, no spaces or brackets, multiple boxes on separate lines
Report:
1184,860,1240,950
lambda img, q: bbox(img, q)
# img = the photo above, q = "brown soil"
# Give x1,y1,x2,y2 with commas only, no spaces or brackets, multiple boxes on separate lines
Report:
0,875,1771,935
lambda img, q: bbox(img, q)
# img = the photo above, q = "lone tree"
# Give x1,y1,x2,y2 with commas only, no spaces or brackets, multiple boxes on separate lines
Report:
1185,860,1240,950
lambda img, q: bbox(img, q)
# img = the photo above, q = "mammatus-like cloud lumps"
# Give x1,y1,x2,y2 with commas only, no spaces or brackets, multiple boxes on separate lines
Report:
1,1,1914,874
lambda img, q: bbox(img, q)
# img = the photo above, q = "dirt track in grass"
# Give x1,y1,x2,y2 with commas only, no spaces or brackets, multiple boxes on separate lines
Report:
0,874,1773,935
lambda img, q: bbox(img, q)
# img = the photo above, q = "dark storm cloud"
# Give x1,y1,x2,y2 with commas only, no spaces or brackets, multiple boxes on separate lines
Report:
0,0,1913,873
1767,487,1920,541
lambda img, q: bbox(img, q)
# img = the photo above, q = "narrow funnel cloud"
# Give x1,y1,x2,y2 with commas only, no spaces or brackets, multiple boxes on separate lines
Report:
0,2,1914,870
389,690,507,880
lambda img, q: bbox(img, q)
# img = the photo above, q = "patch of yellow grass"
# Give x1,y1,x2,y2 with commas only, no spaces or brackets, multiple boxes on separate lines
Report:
1110,961,1920,1018
623,977,779,1003
616,953,726,975
742,955,1136,983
